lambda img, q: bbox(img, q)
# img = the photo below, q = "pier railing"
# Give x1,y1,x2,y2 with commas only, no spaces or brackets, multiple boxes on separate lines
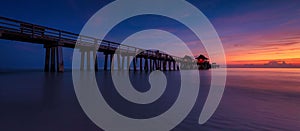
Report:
0,16,185,61
0,16,204,72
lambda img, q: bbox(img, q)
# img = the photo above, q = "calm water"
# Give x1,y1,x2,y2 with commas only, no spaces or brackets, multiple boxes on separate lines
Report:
0,68,299,131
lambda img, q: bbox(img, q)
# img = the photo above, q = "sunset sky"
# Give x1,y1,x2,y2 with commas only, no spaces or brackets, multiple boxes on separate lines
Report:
0,0,299,69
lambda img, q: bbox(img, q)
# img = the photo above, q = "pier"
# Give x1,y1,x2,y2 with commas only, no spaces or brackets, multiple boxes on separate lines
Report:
0,16,199,72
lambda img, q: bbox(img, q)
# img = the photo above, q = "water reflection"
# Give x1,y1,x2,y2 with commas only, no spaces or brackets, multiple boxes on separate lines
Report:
0,68,299,130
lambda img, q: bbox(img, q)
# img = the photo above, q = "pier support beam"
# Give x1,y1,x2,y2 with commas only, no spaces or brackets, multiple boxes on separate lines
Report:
110,54,114,71
86,51,91,71
152,59,155,70
173,61,176,71
158,60,160,70
153,59,156,70
80,51,85,71
154,59,159,70
133,57,137,71
140,57,143,71
160,60,163,70
121,54,125,70
56,46,64,72
168,60,172,71
94,53,98,72
150,59,153,71
44,45,64,72
144,57,148,71
44,47,50,72
127,55,130,70
117,53,121,70
163,60,167,71
79,50,93,71
50,47,56,72
104,53,108,71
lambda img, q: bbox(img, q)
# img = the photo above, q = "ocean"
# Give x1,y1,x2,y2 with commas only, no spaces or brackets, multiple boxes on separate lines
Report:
0,68,299,130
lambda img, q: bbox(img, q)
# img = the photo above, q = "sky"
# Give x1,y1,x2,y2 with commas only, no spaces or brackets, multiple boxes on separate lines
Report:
0,0,300,69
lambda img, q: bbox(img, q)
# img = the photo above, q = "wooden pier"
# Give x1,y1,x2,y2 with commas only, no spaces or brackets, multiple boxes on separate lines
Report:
0,16,199,72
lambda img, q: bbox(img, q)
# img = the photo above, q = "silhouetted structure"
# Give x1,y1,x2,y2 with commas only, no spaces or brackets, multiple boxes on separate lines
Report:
0,16,213,72
211,63,220,68
180,55,196,69
195,54,211,70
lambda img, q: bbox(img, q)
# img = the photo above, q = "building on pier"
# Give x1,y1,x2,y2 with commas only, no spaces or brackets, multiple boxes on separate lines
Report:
195,54,211,70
